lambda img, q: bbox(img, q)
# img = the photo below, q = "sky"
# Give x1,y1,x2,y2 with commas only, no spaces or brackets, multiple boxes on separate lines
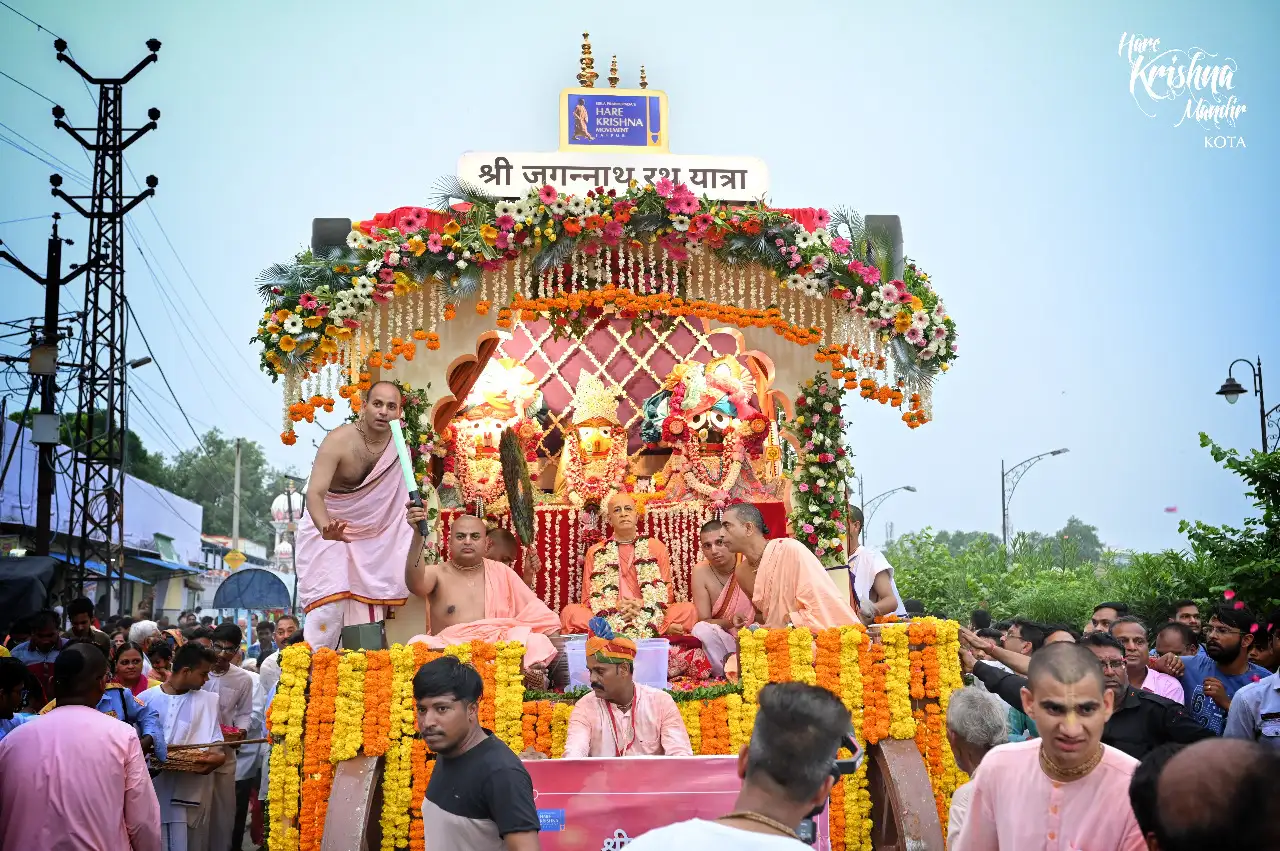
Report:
1,0,1277,553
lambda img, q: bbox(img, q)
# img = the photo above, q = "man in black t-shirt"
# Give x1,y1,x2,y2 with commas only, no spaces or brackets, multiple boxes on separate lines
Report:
415,655,541,851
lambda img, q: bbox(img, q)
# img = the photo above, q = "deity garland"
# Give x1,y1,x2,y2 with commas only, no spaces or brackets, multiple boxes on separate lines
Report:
587,538,668,639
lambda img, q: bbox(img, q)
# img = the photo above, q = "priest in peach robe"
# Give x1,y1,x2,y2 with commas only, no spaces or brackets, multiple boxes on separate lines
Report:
690,519,756,677
404,512,560,676
560,492,698,637
720,503,859,629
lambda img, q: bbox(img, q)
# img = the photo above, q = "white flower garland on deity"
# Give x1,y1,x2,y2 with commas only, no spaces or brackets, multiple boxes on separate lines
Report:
676,427,746,505
562,431,628,508
588,538,667,639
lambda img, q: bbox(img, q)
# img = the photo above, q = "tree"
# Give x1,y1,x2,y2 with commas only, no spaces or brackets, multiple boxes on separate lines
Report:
7,408,167,486
162,430,286,542
1179,434,1280,611
1053,516,1103,564
934,530,1000,557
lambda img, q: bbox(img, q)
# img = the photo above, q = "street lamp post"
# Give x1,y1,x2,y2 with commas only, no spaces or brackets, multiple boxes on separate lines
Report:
1216,357,1279,453
285,475,306,614
857,475,917,546
1001,448,1069,550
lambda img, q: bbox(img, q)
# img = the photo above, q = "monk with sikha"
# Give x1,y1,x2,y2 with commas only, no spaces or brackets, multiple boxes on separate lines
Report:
690,519,755,677
560,492,697,638
404,512,560,687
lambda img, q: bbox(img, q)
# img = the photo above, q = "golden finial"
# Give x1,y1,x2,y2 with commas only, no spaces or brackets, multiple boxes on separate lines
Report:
608,55,619,88
639,65,648,89
577,32,599,88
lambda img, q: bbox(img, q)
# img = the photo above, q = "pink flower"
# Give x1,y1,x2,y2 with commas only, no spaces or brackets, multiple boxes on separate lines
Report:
446,252,455,261
314,304,330,318
603,220,623,242
814,208,831,229
672,192,699,214
1234,601,1246,609
815,548,825,556
378,267,396,283
1223,589,1236,600
371,291,390,303
539,185,557,204
495,214,515,231
905,327,925,345
811,255,829,272
797,482,810,492
802,523,815,534
831,237,851,256
343,318,361,329
655,177,675,198
383,250,400,267
495,232,510,250
298,293,318,309
427,234,443,253
835,522,846,533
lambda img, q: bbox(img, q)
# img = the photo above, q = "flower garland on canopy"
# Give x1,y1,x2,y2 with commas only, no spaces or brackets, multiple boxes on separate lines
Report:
587,538,667,638
267,642,312,851
785,372,856,567
255,179,957,444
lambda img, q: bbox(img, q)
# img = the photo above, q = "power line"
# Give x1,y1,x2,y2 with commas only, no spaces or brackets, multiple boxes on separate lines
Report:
0,215,53,227
0,119,91,182
0,69,55,105
0,1,62,38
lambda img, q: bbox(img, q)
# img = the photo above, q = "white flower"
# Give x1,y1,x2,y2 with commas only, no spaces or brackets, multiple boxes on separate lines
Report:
462,250,472,259
568,196,586,215
495,201,518,218
283,315,304,334
418,413,432,429
879,284,898,303
913,310,930,328
812,227,832,246
365,258,383,275
934,303,947,320
351,276,375,297
786,273,806,289
830,538,843,549
816,478,827,488
919,343,936,360
584,198,600,215
809,504,821,513
822,402,834,413
802,277,823,298
879,301,899,319
524,186,541,203
808,465,821,475
512,202,529,219
794,230,814,249
671,215,690,232
346,231,367,250
456,260,468,269
550,199,569,216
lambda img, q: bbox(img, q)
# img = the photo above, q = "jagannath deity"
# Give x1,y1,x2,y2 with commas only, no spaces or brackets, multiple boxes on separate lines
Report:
642,355,781,507
554,372,630,508
439,357,544,512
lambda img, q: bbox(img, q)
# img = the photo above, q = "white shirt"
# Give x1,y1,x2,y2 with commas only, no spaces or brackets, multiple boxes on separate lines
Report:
139,687,223,824
235,672,266,782
624,818,810,851
848,545,906,617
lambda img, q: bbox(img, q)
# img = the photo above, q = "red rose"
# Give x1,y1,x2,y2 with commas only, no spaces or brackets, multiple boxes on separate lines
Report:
807,534,819,544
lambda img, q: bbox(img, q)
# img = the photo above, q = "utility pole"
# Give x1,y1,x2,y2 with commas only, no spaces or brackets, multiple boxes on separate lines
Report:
231,438,242,553
0,214,97,558
50,37,161,611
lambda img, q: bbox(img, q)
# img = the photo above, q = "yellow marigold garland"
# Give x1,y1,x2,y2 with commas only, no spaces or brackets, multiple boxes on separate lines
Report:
737,627,767,734
380,644,417,850
788,628,817,685
551,702,573,758
679,700,702,753
725,692,747,754
881,623,916,740
494,641,526,753
268,642,312,851
299,648,338,851
839,626,873,851
330,650,366,762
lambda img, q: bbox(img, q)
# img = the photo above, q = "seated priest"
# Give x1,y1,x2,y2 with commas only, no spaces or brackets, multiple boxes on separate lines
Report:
405,510,560,688
690,520,755,678
720,503,860,629
560,492,698,639
562,618,693,758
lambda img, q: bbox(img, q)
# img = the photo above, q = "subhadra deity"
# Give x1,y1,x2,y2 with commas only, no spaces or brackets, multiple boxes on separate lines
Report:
642,355,780,508
439,358,544,513
554,372,630,508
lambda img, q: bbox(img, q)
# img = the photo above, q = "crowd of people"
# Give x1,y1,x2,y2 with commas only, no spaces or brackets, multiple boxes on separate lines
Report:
1,604,303,850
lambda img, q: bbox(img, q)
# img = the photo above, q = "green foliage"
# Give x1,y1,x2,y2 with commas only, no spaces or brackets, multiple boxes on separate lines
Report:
162,430,290,539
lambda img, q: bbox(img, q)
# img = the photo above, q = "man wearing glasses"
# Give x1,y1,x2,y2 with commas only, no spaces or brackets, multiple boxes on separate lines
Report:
197,623,254,851
1154,604,1271,735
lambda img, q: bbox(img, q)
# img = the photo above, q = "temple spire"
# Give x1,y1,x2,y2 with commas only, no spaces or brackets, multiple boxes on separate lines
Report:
639,65,648,89
576,32,599,88
608,55,619,88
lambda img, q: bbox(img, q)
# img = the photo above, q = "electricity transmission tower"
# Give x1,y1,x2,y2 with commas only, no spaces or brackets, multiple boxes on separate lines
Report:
50,37,161,611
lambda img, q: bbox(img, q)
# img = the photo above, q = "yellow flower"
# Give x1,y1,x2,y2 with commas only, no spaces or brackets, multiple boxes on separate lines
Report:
406,236,427,256
910,295,924,312
278,335,297,352
303,316,323,328
480,224,499,246
442,220,461,236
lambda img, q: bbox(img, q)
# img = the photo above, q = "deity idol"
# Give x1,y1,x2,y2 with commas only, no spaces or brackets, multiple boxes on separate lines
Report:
439,358,544,513
554,372,630,508
642,355,778,507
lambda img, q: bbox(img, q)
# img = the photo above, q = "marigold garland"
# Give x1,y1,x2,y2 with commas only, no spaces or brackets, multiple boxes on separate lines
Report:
679,700,702,754
725,692,747,754
362,650,393,757
764,628,791,683
494,641,526,753
299,648,338,851
408,743,433,851
788,628,817,685
268,642,312,851
468,641,498,732
330,650,366,762
881,624,916,740
536,700,554,756
380,644,417,850
551,702,573,758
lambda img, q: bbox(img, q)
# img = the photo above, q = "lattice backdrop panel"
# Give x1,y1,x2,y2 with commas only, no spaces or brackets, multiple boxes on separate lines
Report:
496,316,738,456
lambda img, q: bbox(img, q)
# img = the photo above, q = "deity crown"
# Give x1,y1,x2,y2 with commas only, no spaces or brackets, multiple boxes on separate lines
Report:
571,372,622,426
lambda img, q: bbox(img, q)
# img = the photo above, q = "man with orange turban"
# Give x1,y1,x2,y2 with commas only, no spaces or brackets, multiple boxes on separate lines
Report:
561,618,692,758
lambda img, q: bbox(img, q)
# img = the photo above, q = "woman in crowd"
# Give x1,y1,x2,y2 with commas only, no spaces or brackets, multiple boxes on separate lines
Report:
109,628,128,652
112,641,160,697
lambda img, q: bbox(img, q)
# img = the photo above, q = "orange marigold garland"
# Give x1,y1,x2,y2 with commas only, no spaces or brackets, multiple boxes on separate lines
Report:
408,746,434,851
299,648,339,851
362,650,392,757
698,698,730,755
764,628,791,683
521,701,537,751
469,640,498,732
535,701,554,757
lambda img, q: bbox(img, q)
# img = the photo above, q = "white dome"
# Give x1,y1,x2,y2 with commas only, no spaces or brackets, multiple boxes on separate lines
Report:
270,490,305,522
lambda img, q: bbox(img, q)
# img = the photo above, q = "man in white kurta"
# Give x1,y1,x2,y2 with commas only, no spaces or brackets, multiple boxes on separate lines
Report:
140,646,225,851
199,626,254,851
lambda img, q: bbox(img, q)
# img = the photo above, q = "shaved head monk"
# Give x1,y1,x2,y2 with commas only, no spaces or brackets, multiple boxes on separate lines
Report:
405,511,560,688
559,491,697,638
690,520,755,677
719,503,858,630
953,643,1144,850
296,380,414,648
